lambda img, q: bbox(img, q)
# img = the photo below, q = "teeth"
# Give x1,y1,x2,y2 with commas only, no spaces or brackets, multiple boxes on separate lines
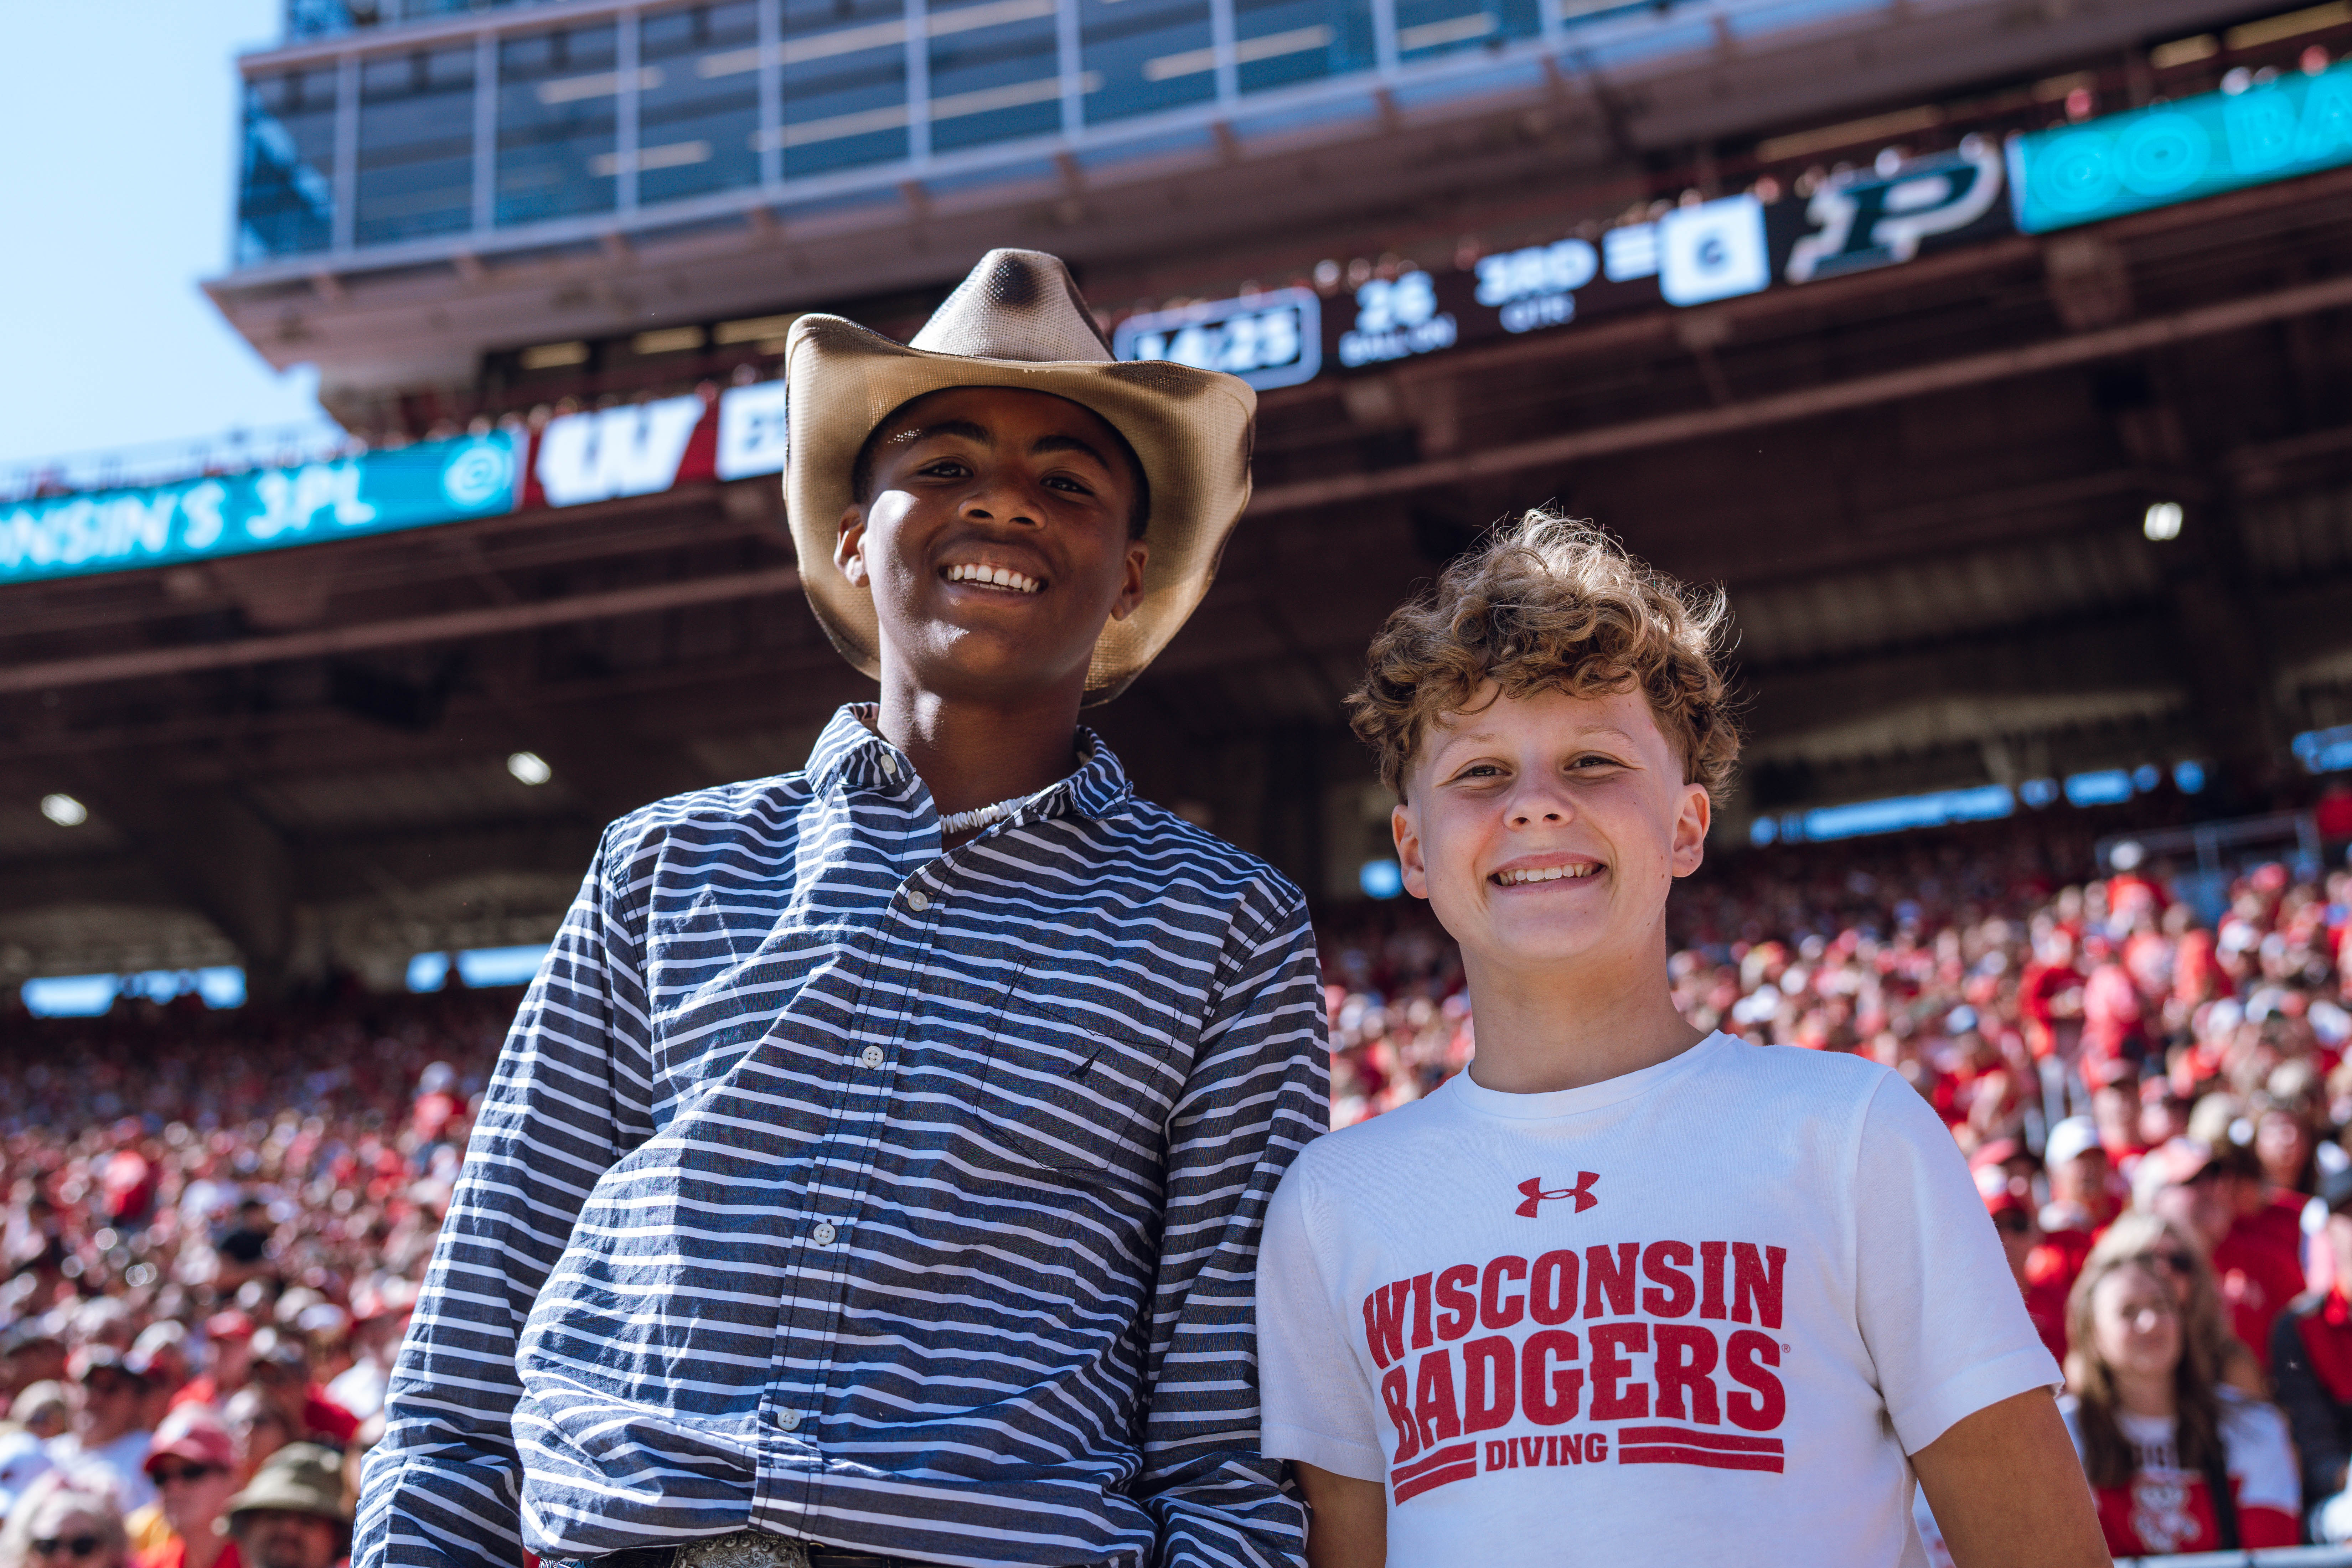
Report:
1494,864,1598,885
945,563,1041,594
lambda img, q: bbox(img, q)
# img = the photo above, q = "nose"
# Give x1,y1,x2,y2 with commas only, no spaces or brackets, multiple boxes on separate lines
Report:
960,475,1045,528
1505,775,1576,829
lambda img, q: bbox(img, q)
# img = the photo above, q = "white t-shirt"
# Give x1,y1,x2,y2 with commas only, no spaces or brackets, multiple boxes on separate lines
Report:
46,1428,154,1512
1256,1032,2059,1567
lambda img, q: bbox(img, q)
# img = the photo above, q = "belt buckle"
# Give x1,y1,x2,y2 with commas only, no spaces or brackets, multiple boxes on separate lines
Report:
674,1533,813,1568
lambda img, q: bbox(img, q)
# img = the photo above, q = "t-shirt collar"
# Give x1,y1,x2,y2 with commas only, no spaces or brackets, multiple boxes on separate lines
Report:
1442,1030,1733,1120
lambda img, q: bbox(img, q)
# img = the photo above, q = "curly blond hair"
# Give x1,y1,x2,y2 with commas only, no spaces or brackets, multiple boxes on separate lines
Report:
1347,510,1738,801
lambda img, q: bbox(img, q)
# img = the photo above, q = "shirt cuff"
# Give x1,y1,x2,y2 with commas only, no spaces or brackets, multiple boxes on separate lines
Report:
1891,1344,2066,1455
1259,1422,1389,1484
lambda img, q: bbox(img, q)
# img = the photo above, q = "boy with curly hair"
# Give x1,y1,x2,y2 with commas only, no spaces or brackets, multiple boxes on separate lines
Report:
1253,512,2105,1566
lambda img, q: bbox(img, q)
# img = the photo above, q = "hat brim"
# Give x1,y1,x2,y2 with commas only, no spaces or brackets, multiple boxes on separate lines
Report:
784,315,1255,705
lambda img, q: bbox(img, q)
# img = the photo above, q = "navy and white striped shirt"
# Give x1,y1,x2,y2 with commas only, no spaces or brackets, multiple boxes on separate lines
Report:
356,706,1330,1568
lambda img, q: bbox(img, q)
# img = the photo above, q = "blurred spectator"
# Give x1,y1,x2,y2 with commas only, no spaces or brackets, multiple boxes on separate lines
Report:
2135,1137,2307,1378
321,1282,411,1425
48,1349,153,1513
2062,1238,2299,1553
0,1434,51,1530
218,1393,286,1491
1978,1164,2066,1361
129,1407,238,1568
2091,1213,2264,1398
7,1391,64,1447
168,1320,250,1419
239,1336,350,1456
2275,1161,2352,1543
219,1446,344,1568
0,1472,128,1568
2,1337,63,1409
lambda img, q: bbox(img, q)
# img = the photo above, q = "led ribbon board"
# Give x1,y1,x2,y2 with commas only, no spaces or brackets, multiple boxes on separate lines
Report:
0,434,519,588
1112,288,1323,390
2009,61,2352,233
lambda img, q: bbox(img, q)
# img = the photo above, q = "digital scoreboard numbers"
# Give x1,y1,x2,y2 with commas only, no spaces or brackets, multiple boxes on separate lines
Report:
1112,287,1322,391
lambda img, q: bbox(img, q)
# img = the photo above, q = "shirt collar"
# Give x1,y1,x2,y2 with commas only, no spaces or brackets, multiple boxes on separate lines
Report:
805,703,1133,824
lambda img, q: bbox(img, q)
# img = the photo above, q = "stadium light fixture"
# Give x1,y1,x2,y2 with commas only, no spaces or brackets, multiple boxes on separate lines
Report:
506,751,552,786
39,793,87,826
2143,501,2185,541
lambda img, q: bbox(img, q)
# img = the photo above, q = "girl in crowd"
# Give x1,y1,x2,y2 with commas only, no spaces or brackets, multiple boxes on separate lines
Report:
2063,1232,2299,1553
0,1473,128,1568
2096,1213,2266,1397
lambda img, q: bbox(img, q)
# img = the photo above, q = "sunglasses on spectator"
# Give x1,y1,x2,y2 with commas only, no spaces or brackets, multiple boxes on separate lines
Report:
1992,1213,2031,1235
2143,1251,2196,1275
151,1464,223,1486
30,1538,104,1560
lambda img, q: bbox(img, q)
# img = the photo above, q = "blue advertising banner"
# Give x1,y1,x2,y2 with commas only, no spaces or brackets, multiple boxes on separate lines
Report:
2009,61,2352,233
0,433,519,588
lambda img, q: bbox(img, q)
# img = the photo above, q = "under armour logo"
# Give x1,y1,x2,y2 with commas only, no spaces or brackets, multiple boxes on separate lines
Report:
1516,1173,1599,1217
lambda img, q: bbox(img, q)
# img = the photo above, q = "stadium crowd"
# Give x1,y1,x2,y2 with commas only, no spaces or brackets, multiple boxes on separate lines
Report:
0,988,508,1566
0,812,2348,1558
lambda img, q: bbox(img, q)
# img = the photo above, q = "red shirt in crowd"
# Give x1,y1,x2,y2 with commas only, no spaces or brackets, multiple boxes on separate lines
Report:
2072,1396,2300,1556
2213,1220,2308,1376
134,1539,243,1568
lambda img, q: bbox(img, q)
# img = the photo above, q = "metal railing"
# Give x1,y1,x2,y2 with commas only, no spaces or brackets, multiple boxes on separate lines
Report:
2116,1550,2352,1566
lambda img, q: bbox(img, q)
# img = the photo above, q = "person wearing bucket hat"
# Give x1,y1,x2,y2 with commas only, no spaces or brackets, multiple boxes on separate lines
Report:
358,250,1329,1568
223,1446,344,1568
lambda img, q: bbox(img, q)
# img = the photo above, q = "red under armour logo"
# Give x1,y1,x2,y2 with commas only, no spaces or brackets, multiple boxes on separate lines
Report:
1515,1173,1599,1217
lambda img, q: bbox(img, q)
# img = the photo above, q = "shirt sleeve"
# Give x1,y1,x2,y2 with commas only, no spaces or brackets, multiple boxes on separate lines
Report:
1851,1072,2063,1455
1255,1156,1388,1482
353,822,656,1568
2223,1392,2302,1542
1136,888,1330,1568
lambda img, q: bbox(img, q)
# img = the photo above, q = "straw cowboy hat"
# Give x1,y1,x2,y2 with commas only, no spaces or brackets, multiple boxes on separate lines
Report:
784,248,1257,705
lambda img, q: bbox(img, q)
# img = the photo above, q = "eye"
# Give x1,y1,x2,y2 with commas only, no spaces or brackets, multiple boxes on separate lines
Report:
1043,472,1099,497
1567,753,1623,771
1449,762,1506,783
917,457,971,478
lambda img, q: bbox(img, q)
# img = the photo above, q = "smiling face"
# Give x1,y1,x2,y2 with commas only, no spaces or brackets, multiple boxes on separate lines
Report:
835,386,1148,707
1393,683,1709,981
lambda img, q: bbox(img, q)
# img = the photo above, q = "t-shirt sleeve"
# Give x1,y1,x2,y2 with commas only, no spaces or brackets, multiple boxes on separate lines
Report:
2223,1393,2302,1523
1852,1073,2064,1454
1255,1155,1390,1482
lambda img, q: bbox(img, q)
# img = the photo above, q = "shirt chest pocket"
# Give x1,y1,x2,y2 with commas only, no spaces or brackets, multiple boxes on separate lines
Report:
978,978,1184,1182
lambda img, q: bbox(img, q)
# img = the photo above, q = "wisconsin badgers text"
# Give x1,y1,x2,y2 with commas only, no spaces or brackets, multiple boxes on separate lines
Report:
1363,1241,1790,1502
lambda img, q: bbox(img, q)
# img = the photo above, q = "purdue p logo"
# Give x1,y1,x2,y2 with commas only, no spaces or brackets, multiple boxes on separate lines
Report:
1515,1172,1599,1218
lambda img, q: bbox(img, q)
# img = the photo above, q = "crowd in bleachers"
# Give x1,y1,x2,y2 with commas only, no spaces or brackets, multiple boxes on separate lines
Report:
0,988,508,1566
0,817,2349,1557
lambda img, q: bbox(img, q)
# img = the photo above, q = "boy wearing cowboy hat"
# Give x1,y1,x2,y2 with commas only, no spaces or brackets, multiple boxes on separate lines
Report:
358,251,1329,1568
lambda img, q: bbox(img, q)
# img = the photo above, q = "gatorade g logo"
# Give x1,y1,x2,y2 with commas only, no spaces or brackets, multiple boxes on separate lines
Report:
1515,1173,1599,1217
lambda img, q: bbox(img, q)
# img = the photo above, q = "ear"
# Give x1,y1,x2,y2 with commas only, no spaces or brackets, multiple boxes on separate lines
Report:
1393,798,1430,901
834,504,869,588
1670,782,1711,879
1107,537,1150,623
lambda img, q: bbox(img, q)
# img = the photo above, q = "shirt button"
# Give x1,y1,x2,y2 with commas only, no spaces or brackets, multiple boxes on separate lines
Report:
881,754,898,778
812,1221,837,1246
779,1409,802,1432
859,1046,885,1070
905,889,930,912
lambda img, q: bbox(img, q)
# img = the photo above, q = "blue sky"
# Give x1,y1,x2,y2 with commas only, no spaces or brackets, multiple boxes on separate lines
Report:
0,4,337,484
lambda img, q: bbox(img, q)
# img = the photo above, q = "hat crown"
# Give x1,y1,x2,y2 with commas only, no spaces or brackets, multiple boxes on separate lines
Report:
908,249,1114,364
